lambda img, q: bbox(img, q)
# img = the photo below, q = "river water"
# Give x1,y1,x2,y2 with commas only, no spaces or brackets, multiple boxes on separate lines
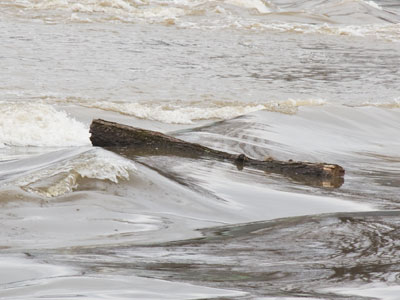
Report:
1,0,400,299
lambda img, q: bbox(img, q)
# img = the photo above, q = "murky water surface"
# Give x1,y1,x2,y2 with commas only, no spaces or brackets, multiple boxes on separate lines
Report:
1,0,400,299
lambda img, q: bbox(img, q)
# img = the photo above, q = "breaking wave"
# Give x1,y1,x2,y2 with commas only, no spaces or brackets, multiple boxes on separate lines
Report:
226,22,400,42
3,0,399,40
357,98,400,108
0,102,90,148
12,148,137,197
81,99,326,124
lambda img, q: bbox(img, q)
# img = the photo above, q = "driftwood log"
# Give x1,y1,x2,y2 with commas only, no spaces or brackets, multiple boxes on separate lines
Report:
90,119,345,188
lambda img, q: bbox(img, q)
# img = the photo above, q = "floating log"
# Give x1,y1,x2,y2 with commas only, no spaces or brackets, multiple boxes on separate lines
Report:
90,119,345,188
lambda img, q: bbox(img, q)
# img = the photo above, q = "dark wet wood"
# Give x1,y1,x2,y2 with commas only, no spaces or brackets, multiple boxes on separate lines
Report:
90,119,345,188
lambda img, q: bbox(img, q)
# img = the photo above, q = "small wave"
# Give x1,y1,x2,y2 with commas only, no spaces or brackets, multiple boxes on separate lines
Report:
9,0,399,29
363,0,383,10
81,99,326,124
0,102,90,148
4,0,399,41
16,0,272,17
356,99,400,109
252,21,398,35
14,148,137,197
224,0,271,14
24,0,188,23
182,21,400,42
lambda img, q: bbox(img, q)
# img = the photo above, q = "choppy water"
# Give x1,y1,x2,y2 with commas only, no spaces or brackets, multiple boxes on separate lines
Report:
1,0,400,299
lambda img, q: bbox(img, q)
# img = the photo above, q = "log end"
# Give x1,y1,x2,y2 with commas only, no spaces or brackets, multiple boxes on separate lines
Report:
322,164,345,177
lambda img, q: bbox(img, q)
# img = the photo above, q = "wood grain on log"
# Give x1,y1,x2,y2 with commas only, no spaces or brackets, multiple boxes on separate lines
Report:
90,119,345,188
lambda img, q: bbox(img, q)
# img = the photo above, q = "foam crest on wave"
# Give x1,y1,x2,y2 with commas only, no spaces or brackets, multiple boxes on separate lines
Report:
5,0,399,41
357,98,400,108
82,99,326,124
24,0,188,23
23,0,272,16
364,0,382,10
253,23,400,42
10,0,398,29
0,102,90,148
224,0,271,14
12,148,137,197
177,20,400,42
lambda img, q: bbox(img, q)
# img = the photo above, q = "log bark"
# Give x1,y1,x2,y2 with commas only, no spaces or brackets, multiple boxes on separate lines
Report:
90,119,345,188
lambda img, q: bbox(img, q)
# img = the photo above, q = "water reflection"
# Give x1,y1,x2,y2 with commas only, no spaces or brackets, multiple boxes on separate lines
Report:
33,211,399,299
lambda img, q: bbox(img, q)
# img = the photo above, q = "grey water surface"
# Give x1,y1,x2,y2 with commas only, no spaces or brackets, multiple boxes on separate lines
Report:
1,0,400,299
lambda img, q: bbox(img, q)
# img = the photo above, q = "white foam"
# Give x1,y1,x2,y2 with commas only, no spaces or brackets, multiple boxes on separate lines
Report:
82,99,326,124
15,148,137,197
33,0,134,11
82,101,263,124
232,20,399,40
224,0,271,14
363,0,383,10
29,0,186,22
357,98,400,108
12,0,400,40
0,102,90,148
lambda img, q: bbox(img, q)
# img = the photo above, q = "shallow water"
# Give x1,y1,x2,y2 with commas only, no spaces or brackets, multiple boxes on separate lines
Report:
1,0,400,299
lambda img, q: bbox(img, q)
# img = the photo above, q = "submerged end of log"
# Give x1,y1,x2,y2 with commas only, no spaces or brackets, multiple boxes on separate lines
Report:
236,153,344,178
323,164,345,177
90,119,345,188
